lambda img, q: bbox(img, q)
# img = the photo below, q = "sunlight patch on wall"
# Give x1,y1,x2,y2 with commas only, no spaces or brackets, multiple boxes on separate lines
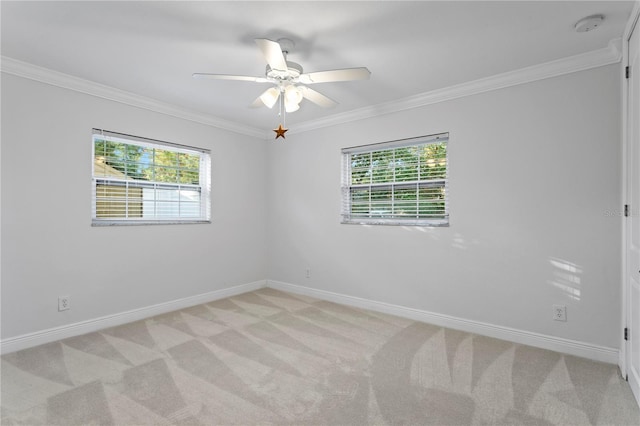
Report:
548,257,582,301
451,233,480,250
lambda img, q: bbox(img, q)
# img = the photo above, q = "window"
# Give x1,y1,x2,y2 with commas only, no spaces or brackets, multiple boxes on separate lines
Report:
341,133,449,226
92,129,211,225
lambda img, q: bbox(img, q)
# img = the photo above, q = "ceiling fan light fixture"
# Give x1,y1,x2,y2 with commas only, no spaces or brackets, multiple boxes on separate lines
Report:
285,85,303,105
260,87,280,108
284,98,300,113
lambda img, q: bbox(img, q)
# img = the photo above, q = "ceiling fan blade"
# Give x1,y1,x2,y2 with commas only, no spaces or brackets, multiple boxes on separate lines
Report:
255,38,288,72
192,73,269,83
250,87,280,109
298,86,337,108
298,67,371,84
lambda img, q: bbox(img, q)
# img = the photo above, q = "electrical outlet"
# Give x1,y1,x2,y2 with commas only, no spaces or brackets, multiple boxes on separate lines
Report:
306,268,311,278
553,304,566,321
58,296,70,311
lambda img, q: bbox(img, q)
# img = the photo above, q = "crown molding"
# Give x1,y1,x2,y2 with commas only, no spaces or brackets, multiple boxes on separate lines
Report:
288,38,623,136
0,56,266,139
2,39,622,141
624,1,640,40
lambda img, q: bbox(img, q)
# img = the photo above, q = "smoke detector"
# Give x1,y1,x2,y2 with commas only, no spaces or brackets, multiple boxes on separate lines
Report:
575,15,604,33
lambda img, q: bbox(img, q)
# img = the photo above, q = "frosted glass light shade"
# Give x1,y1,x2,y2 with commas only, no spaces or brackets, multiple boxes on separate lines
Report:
284,85,302,112
285,100,300,113
260,87,280,109
285,85,303,104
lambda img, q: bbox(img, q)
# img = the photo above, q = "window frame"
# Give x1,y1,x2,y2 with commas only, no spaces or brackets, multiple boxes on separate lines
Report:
91,129,211,226
341,133,449,227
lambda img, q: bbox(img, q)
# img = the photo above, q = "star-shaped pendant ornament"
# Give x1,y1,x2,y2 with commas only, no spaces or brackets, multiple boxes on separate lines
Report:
273,124,288,139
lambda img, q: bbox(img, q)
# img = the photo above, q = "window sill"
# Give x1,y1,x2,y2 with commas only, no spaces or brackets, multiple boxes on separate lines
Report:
92,219,211,227
341,218,449,227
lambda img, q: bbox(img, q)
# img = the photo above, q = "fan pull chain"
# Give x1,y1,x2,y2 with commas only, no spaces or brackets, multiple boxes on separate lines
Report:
278,91,286,127
272,89,288,140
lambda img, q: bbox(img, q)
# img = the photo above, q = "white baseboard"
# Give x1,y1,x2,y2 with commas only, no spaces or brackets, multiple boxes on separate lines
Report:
267,280,619,364
0,280,267,355
1,278,619,364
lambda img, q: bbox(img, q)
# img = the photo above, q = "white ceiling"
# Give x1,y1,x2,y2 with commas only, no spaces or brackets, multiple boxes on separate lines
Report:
1,1,635,132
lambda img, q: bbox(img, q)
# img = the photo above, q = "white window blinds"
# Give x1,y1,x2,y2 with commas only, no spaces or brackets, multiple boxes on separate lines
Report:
341,133,449,226
91,129,211,225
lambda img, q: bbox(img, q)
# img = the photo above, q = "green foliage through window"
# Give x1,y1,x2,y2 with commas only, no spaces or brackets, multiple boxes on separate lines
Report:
92,130,211,225
341,134,449,226
93,139,201,184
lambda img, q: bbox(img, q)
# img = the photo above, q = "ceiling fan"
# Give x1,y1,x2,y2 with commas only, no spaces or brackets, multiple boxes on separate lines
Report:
193,38,371,113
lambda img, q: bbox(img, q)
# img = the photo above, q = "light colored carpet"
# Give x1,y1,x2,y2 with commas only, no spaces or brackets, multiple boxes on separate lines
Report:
1,288,638,425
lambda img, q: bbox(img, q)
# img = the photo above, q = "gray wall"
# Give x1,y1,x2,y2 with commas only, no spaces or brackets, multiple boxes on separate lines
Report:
267,64,622,348
1,74,268,339
1,63,624,352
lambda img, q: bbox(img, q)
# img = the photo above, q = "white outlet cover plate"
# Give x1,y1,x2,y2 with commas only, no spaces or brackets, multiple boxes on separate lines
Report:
553,304,566,321
58,296,70,311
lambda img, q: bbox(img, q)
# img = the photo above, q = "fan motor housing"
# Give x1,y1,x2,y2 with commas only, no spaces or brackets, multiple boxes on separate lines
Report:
266,61,303,81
